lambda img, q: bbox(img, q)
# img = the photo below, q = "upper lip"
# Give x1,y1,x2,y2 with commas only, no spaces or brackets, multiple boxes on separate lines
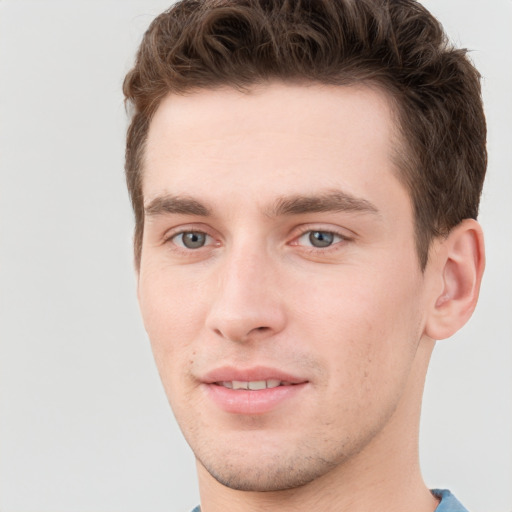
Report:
201,366,308,384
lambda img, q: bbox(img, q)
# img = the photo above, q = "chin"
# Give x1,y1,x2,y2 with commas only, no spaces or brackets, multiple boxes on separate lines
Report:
196,447,342,492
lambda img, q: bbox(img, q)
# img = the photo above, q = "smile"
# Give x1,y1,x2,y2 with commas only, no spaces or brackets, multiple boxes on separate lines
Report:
203,369,308,414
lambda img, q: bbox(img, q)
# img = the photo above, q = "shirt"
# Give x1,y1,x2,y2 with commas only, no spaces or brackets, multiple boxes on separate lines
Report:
432,489,469,511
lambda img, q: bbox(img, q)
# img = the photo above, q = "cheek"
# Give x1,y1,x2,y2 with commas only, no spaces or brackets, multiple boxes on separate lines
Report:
139,260,208,334
293,265,424,389
138,265,209,389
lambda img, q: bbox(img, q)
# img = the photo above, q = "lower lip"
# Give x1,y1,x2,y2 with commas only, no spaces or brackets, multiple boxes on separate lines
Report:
203,383,307,415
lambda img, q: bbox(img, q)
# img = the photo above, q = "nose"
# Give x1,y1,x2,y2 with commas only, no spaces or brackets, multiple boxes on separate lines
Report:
205,245,287,343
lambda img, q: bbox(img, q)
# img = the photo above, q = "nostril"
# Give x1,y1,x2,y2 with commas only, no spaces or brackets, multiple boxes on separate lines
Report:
253,326,272,334
213,324,273,342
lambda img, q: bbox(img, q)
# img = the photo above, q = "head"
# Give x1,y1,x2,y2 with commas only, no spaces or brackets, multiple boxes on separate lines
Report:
123,0,486,500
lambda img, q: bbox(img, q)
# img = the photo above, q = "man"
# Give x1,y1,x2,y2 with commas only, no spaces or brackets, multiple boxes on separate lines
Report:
123,1,486,510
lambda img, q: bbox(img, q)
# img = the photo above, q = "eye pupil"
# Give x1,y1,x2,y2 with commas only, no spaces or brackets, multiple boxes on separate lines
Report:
182,232,206,249
309,231,334,248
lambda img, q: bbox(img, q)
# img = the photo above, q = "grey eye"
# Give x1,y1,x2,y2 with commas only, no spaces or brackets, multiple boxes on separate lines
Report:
175,231,208,249
296,230,343,249
308,231,335,247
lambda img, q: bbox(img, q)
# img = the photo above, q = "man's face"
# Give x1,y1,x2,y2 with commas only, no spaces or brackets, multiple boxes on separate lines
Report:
138,83,435,491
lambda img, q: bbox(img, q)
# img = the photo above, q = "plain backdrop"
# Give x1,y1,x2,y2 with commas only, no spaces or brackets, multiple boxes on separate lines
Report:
0,1,511,511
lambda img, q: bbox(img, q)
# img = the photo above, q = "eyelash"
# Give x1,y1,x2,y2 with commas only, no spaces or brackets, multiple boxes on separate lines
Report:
291,227,349,253
163,226,350,254
165,228,217,251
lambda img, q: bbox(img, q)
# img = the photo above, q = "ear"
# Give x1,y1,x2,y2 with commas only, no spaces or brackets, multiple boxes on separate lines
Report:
424,219,485,341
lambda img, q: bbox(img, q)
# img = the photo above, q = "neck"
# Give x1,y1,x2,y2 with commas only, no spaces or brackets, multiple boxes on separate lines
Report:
196,339,438,512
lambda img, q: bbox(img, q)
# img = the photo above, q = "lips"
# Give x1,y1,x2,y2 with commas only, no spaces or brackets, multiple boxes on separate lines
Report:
202,366,307,385
201,366,308,415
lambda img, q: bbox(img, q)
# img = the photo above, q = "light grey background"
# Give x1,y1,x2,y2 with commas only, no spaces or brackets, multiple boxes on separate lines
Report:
0,1,510,511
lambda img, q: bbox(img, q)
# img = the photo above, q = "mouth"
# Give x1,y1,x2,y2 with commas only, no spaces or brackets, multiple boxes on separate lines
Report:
214,379,297,390
201,367,308,415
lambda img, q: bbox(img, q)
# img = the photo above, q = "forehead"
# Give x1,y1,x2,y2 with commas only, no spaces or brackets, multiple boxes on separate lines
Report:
143,82,406,210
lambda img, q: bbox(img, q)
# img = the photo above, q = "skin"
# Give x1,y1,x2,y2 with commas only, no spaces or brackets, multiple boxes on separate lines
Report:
137,83,484,511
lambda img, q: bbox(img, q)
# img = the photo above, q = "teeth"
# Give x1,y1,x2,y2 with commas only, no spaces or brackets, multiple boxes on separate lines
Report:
248,380,266,390
219,379,286,390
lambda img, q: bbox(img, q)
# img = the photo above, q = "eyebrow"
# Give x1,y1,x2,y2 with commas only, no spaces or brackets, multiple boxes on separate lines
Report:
144,195,211,217
267,190,380,217
143,189,379,219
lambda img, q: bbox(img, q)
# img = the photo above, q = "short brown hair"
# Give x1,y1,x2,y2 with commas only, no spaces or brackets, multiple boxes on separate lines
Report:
123,0,486,269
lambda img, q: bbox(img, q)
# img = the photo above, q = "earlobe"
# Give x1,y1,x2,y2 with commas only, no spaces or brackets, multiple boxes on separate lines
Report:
425,219,485,341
